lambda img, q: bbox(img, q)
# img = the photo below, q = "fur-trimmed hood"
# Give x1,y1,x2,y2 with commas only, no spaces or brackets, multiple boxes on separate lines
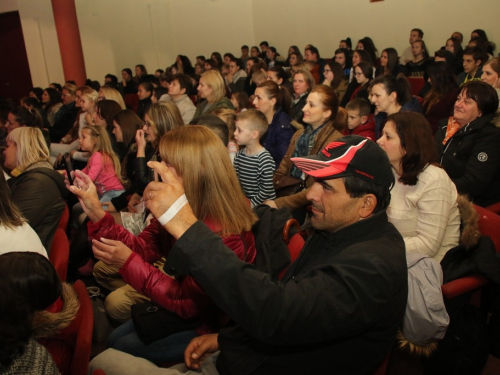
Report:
457,194,481,249
32,282,79,340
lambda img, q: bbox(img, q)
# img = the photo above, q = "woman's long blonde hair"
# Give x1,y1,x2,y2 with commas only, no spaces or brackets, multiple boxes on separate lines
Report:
159,126,257,235
82,125,125,184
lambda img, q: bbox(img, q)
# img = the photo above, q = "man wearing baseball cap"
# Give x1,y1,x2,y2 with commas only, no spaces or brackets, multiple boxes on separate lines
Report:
90,135,408,374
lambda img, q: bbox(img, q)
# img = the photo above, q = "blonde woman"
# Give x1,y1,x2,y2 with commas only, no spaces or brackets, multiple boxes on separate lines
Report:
194,70,234,118
69,126,256,363
4,127,67,250
99,86,126,109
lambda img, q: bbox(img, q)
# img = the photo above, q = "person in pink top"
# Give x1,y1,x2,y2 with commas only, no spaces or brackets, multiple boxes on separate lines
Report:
72,125,124,226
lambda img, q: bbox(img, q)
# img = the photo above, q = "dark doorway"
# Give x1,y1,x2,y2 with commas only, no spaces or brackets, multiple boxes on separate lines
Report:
0,11,32,104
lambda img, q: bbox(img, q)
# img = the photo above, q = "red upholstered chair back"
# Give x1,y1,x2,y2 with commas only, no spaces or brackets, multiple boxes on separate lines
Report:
279,219,305,280
49,228,69,282
58,203,69,231
474,204,500,252
124,93,139,113
408,77,425,96
70,280,94,375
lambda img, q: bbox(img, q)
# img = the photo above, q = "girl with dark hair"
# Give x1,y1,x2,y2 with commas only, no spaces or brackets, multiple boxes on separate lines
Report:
323,61,348,102
134,64,147,83
29,87,43,102
356,37,379,67
376,48,405,77
136,81,153,120
377,112,460,261
341,50,374,108
370,74,423,138
121,68,137,95
0,251,80,374
266,47,280,68
250,46,260,58
406,40,430,77
253,80,295,167
288,52,303,66
211,52,223,66
445,38,464,75
350,61,374,102
41,88,62,127
471,29,494,55
6,106,49,147
175,55,194,75
422,62,460,133
339,37,352,50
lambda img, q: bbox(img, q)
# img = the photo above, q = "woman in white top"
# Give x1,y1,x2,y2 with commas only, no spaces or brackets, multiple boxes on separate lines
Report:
377,111,460,261
0,167,46,257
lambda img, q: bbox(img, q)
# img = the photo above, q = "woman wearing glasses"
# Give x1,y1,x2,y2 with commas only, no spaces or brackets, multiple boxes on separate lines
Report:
322,61,348,102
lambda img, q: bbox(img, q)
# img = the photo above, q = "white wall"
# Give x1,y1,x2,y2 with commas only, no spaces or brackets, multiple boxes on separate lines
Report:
7,0,500,87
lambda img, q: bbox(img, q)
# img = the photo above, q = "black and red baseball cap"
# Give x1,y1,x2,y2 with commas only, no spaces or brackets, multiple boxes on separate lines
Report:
291,135,394,188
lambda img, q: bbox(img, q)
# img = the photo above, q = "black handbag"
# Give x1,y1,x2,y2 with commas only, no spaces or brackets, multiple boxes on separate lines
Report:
131,302,202,345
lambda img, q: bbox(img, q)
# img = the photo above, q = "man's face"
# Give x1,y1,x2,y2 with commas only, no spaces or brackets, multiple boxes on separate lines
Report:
260,44,268,52
409,31,420,44
306,178,362,232
334,53,346,67
463,54,479,74
304,49,316,62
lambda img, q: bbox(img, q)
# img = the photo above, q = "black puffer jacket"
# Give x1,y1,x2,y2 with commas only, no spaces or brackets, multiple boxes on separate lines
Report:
435,113,500,207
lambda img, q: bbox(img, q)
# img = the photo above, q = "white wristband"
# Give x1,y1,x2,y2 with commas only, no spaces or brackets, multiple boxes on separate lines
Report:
157,194,188,225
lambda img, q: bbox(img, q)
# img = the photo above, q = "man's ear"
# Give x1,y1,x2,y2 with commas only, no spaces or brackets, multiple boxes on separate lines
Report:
359,194,377,218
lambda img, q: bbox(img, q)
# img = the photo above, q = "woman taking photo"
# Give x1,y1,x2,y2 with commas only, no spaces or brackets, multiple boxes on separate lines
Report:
270,85,345,214
435,81,500,207
370,74,423,138
291,69,316,125
422,62,460,134
194,70,234,117
323,61,348,102
69,126,257,364
253,80,295,167
377,112,460,261
4,127,67,250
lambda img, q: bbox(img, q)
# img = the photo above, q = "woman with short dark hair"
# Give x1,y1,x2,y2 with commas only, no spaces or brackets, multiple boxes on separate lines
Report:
435,81,500,207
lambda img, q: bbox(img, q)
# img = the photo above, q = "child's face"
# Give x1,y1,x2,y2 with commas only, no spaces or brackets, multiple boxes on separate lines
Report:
79,129,95,152
347,109,365,130
234,119,256,146
80,95,94,112
230,95,239,110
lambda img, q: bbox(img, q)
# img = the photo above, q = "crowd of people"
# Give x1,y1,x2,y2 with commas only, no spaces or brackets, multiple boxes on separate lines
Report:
1,26,500,375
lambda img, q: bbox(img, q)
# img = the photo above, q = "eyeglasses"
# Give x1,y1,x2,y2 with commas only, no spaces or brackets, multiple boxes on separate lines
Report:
354,72,364,77
324,69,332,74
143,121,152,128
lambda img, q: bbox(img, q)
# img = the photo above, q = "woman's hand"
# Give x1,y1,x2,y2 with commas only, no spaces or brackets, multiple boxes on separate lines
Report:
67,170,106,223
127,193,142,213
184,334,219,370
92,238,132,268
136,129,147,151
144,161,197,239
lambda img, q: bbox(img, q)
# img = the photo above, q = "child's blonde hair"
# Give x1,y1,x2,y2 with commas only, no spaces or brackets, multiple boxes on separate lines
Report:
236,109,268,140
82,125,125,184
78,86,99,106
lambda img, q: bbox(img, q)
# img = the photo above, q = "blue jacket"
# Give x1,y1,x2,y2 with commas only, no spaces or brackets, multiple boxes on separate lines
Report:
262,109,295,168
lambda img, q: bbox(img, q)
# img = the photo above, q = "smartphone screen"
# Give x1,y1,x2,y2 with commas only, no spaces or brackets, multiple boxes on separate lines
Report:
63,153,74,185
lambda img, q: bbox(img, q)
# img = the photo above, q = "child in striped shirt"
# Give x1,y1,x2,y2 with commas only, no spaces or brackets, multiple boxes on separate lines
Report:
233,109,276,207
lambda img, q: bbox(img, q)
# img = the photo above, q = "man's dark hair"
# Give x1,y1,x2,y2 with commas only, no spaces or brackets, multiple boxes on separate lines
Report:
189,114,229,146
463,46,487,65
344,176,391,213
306,45,320,59
196,55,205,62
412,28,424,38
260,41,269,47
241,45,249,50
105,74,118,84
172,73,192,94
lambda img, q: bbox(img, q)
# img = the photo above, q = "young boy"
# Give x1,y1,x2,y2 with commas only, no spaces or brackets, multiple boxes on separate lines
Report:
344,98,376,140
233,109,276,207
